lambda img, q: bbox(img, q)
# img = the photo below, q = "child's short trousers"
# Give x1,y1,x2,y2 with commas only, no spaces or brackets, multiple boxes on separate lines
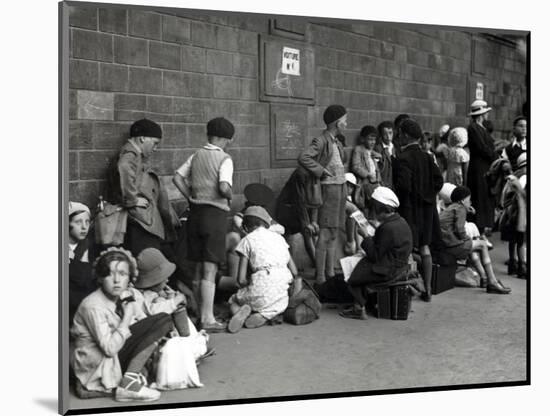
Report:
318,183,346,229
187,204,228,264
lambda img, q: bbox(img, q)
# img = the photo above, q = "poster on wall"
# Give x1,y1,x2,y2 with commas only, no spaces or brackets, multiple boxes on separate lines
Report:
60,1,530,415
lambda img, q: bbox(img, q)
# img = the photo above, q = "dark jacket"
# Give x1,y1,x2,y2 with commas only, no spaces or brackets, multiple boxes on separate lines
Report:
275,168,314,235
438,203,469,248
466,122,497,230
374,142,395,189
360,213,413,277
298,130,347,178
69,239,95,324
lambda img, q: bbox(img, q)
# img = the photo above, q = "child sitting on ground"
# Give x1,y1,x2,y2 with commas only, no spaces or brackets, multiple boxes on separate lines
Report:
69,201,96,324
70,248,174,402
439,186,511,294
227,206,302,333
446,127,470,186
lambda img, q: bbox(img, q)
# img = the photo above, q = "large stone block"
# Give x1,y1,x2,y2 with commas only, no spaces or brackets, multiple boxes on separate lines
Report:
69,5,97,30
149,149,175,176
128,67,163,94
93,122,128,149
164,71,213,98
76,90,114,121
114,94,146,121
191,21,217,49
173,98,207,123
187,124,207,148
216,26,239,52
69,151,79,180
69,120,94,149
79,150,119,180
69,90,78,120
72,29,113,62
181,45,206,73
146,96,174,122
206,50,234,75
235,125,269,147
161,123,188,148
129,10,161,40
150,41,181,70
69,180,103,209
114,36,148,66
99,63,129,92
162,15,191,44
99,8,127,34
237,31,258,55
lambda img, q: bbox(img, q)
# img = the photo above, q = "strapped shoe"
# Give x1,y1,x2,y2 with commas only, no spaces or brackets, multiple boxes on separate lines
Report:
115,373,160,402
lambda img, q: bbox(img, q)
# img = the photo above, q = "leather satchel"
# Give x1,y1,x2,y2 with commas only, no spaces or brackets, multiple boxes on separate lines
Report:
283,279,321,325
95,202,128,246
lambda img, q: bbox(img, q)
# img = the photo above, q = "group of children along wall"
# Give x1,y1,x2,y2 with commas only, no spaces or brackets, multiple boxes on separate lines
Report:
67,101,527,402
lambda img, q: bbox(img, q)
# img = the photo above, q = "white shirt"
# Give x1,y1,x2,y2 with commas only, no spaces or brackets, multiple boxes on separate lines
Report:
175,143,234,185
501,136,527,159
382,142,394,156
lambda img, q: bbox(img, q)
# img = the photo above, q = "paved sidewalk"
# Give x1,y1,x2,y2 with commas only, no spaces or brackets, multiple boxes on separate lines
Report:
69,238,527,412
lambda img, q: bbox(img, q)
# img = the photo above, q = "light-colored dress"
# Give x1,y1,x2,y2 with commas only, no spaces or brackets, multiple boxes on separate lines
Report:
229,227,293,319
446,147,470,186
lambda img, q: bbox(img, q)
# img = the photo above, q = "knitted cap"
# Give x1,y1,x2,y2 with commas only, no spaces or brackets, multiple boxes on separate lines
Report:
323,104,347,125
207,117,235,139
360,125,378,138
400,119,423,140
451,186,471,203
69,201,90,219
243,205,272,226
135,248,176,289
130,118,162,139
371,186,400,208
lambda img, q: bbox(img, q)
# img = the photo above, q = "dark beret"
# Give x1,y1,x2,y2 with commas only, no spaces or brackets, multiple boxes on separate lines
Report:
451,186,471,203
206,117,235,139
323,104,347,125
130,119,162,139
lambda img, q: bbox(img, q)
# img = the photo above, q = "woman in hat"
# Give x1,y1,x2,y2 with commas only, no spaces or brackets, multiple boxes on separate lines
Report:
70,248,174,402
226,206,302,333
466,100,498,243
104,118,180,257
340,187,413,320
439,186,510,293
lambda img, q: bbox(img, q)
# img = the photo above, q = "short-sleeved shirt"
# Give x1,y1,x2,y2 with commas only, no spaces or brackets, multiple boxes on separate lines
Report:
175,143,233,185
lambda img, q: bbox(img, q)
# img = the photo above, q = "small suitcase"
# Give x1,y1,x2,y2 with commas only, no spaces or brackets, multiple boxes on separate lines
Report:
431,263,456,295
375,288,391,319
391,285,411,320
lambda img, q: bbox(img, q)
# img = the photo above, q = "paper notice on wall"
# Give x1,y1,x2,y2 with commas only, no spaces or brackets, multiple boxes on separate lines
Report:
476,82,484,100
282,47,300,76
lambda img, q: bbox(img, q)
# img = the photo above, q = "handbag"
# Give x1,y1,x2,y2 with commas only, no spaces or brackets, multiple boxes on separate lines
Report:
283,279,321,325
94,202,128,245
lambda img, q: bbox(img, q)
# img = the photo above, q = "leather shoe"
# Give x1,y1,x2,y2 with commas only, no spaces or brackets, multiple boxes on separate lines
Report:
486,283,511,294
479,278,488,288
420,292,432,302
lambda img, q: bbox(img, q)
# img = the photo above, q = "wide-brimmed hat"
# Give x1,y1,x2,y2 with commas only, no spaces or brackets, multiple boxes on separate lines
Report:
135,248,176,289
468,100,492,116
243,183,275,207
243,205,272,226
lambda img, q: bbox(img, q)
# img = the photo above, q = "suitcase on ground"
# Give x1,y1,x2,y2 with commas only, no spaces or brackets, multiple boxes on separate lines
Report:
391,285,411,320
431,263,457,295
375,288,391,319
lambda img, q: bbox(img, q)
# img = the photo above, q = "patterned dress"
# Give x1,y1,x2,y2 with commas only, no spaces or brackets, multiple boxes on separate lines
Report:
229,227,293,319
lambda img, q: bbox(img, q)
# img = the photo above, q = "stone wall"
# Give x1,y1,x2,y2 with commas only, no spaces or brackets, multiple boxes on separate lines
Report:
66,4,527,210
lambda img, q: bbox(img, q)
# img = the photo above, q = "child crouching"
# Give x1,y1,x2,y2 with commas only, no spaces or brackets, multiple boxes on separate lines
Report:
227,206,301,333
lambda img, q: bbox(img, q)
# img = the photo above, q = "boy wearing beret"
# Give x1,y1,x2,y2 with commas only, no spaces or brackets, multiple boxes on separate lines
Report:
298,104,348,284
105,119,180,256
173,117,235,332
394,119,443,302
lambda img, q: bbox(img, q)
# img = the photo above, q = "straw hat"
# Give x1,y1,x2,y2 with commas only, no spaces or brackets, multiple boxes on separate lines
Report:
468,100,492,116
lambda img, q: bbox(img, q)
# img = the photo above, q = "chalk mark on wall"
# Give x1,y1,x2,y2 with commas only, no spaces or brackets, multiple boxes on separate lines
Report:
271,68,293,97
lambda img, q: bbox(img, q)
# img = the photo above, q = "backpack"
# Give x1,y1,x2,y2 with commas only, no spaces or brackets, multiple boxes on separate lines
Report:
283,279,321,325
